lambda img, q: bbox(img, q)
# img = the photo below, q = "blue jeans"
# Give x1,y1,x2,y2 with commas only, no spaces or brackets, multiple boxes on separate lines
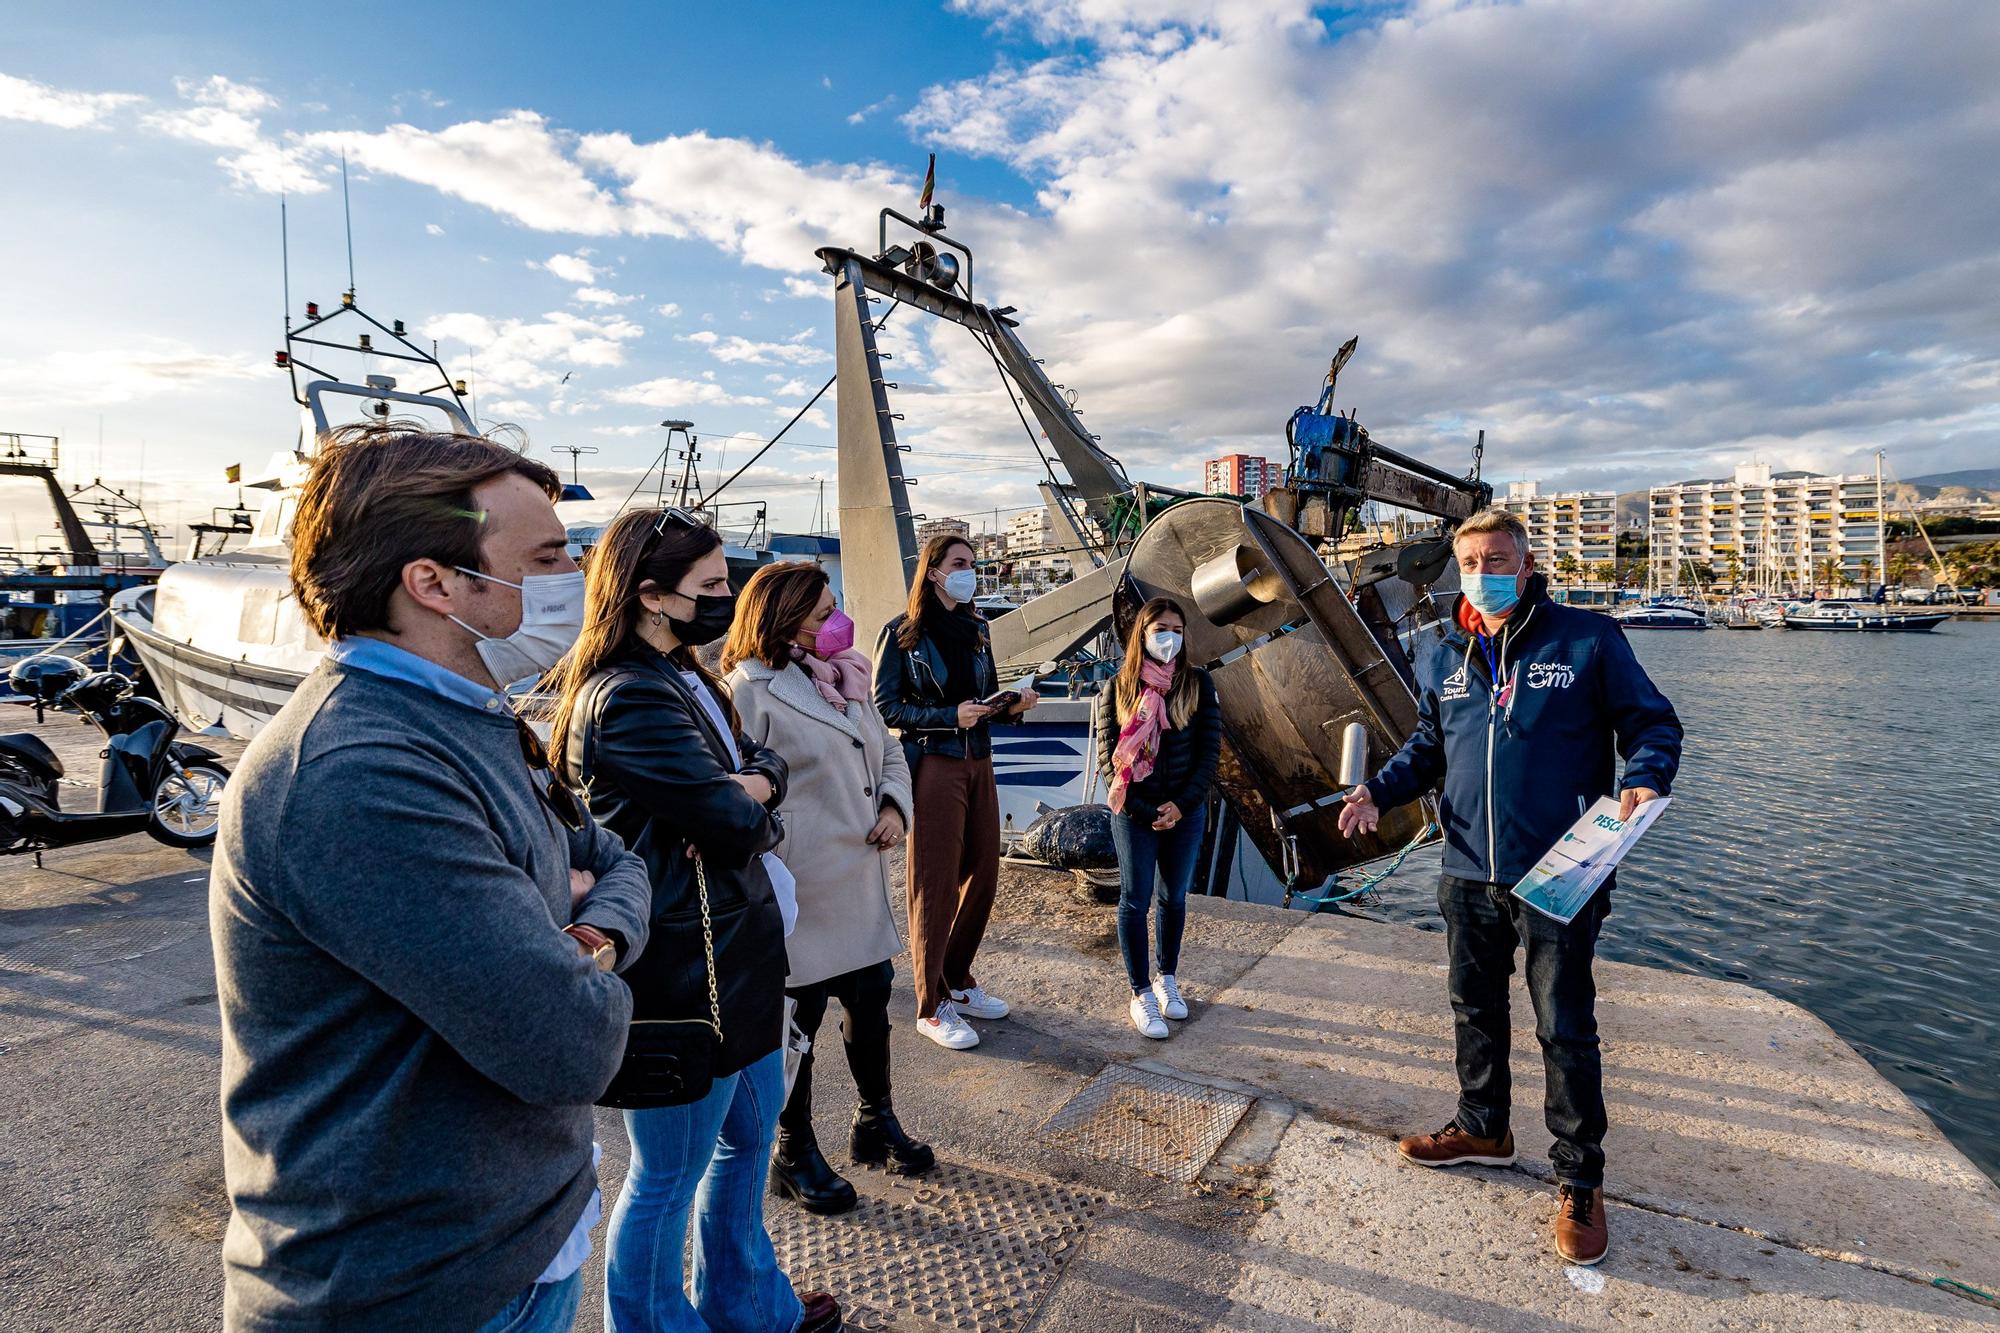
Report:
1438,873,1610,1189
605,1048,802,1333
1109,804,1208,993
476,1271,583,1333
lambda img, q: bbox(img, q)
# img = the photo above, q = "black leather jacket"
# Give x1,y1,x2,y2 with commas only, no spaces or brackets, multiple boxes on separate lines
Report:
562,646,788,1081
872,612,1019,766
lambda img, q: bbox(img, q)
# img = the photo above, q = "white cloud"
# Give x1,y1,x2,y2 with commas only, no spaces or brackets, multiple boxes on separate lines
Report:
574,286,635,306
605,376,772,409
679,330,830,366
141,74,322,193
306,111,623,232
578,129,909,269
847,94,898,125
425,223,446,236
0,340,264,406
425,309,644,396
538,251,599,283
0,73,141,129
655,302,682,318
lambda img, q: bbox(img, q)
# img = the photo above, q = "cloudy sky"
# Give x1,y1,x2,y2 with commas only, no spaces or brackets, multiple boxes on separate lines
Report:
3,0,1995,548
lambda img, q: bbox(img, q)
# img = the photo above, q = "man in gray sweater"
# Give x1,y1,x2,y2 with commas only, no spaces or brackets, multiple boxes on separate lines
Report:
211,425,651,1331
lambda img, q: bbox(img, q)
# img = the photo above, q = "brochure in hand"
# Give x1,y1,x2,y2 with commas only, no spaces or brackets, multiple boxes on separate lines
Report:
1511,795,1672,924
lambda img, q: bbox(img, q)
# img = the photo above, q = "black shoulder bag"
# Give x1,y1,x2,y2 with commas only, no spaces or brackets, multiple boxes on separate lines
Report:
597,858,723,1109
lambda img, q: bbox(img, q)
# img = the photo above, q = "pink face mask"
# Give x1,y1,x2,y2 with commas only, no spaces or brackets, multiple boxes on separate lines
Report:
813,608,855,657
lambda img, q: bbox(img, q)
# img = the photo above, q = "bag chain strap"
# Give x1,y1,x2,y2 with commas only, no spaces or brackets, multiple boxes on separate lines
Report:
694,858,723,1038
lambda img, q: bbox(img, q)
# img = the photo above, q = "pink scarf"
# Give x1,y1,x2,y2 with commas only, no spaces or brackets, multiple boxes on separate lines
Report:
790,644,872,713
1107,658,1177,814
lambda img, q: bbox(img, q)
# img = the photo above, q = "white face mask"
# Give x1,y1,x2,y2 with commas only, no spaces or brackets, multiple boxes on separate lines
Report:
449,567,585,688
939,568,979,604
1144,629,1183,663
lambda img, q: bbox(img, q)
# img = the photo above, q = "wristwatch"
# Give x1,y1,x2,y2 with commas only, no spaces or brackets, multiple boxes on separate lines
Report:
563,923,617,972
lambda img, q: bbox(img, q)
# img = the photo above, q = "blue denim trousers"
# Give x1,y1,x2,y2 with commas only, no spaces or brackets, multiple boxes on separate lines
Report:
475,1271,583,1333
604,1048,803,1333
1437,873,1610,1189
1108,804,1209,993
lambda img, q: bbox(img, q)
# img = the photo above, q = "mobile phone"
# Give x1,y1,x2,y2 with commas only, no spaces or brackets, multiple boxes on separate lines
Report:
976,689,1020,711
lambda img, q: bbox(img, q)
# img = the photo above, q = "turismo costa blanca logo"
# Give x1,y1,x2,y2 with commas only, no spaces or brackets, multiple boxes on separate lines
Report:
1440,664,1470,701
1525,661,1576,690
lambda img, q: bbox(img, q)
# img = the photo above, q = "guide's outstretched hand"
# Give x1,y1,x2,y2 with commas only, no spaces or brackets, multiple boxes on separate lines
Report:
1619,786,1662,821
1337,784,1379,838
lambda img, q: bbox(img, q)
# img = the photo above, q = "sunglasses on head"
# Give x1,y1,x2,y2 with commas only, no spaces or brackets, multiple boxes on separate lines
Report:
650,506,707,541
513,716,586,832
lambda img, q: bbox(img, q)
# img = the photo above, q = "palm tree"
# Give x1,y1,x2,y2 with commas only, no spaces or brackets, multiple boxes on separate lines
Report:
1592,560,1616,587
1724,553,1742,592
1815,557,1842,595
1555,553,1581,588
1886,553,1913,588
1858,557,1877,593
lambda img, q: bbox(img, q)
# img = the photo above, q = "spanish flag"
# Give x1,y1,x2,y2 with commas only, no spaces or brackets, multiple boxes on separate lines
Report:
919,153,935,211
225,463,241,483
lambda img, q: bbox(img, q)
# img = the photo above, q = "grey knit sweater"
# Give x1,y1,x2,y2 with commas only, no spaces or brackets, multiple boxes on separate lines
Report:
210,661,651,1330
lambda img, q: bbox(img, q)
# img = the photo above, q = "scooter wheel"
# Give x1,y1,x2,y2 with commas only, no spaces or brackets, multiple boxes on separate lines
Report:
148,762,230,848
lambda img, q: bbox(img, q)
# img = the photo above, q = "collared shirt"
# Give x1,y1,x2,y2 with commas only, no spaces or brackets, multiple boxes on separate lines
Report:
327,635,602,1286
327,635,511,715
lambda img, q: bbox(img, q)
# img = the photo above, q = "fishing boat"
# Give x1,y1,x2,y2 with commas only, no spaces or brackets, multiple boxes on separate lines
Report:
1779,601,1951,632
1,433,164,691
1612,600,1709,630
111,289,461,736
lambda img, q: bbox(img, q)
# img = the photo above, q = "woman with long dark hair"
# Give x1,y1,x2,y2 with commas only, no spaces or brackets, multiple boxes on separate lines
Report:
722,562,933,1216
546,509,837,1333
1094,596,1220,1040
872,533,1038,1052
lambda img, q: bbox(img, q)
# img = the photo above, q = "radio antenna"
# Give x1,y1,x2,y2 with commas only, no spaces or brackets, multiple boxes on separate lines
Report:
341,149,356,293
280,194,292,332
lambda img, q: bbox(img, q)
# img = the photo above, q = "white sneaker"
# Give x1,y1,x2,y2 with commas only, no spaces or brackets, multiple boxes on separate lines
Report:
917,1000,980,1051
1128,991,1169,1040
950,984,1010,1020
1153,974,1188,1020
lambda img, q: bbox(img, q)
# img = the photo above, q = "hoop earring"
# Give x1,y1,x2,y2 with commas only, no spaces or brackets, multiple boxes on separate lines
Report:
651,609,666,626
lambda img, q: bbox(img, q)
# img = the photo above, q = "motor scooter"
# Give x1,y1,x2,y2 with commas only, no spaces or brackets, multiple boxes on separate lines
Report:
1,654,231,865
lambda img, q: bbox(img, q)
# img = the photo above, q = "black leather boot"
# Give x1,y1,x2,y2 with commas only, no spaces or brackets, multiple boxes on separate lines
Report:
850,1104,936,1176
770,1133,859,1215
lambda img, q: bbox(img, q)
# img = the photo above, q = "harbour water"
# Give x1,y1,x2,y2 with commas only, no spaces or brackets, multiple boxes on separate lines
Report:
1360,618,2000,1183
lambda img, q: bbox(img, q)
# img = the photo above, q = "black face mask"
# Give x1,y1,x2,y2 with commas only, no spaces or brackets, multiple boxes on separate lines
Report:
669,592,736,646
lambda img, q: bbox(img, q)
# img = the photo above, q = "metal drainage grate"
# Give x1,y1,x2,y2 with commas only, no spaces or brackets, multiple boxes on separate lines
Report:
767,1161,1107,1332
1038,1064,1254,1184
0,917,203,974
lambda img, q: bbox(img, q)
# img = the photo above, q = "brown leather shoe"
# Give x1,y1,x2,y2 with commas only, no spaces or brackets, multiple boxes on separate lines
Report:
798,1291,843,1332
1396,1123,1517,1168
1554,1185,1609,1265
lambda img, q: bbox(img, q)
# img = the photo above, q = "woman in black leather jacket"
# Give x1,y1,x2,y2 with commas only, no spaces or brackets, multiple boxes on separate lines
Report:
871,533,1037,1053
547,508,837,1333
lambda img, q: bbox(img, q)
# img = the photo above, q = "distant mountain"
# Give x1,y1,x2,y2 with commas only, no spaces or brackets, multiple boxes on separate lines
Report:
1906,469,2000,491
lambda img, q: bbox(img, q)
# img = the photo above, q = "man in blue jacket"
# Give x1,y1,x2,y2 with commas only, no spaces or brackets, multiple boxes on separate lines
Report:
1339,507,1681,1267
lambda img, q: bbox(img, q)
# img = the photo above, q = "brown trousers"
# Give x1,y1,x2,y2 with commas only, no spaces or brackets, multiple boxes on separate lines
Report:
907,753,1001,1019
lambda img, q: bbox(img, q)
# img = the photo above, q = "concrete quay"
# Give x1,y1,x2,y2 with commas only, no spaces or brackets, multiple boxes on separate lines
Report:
2,709,1997,1331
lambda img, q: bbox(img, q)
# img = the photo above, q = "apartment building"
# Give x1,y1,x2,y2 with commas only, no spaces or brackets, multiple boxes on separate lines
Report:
1496,481,1618,576
915,516,971,546
1647,463,1885,592
1203,454,1283,499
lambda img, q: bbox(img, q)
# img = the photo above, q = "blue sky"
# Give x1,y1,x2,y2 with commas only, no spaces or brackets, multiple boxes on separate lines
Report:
4,0,1997,545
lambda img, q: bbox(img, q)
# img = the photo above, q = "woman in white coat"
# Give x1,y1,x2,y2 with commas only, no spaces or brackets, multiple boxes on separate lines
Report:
721,561,934,1217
